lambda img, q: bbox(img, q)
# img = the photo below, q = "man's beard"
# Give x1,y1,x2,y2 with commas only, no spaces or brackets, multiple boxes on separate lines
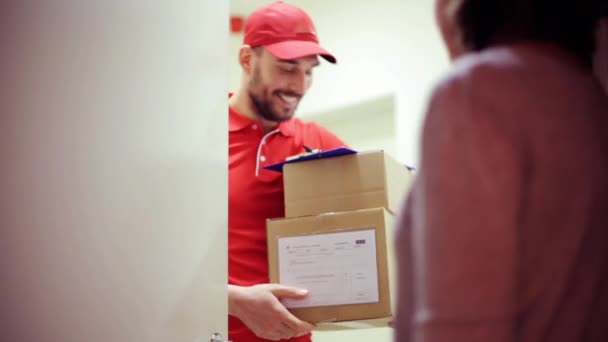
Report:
248,69,299,122
248,90,288,122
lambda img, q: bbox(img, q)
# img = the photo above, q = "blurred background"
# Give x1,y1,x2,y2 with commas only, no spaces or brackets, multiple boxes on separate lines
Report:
229,0,450,168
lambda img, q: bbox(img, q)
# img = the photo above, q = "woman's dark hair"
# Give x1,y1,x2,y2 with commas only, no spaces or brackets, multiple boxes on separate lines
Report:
456,0,605,66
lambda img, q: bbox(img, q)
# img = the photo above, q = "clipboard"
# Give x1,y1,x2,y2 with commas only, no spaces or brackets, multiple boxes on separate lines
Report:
264,147,357,172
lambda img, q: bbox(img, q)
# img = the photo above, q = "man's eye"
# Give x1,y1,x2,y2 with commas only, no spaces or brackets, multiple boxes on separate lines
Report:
279,66,295,73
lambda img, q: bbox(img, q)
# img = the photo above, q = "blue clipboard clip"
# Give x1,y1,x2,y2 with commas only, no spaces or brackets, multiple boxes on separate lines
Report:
263,146,357,172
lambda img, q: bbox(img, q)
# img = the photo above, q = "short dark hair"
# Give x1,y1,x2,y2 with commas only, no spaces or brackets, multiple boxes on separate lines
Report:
456,0,604,66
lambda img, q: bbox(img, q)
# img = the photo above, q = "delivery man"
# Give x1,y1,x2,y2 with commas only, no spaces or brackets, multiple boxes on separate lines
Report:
227,2,347,341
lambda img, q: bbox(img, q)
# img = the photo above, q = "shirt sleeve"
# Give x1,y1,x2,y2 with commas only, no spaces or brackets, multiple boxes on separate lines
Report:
396,72,523,342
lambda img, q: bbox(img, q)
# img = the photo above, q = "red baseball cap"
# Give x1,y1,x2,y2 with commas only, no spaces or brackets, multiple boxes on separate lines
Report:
243,1,337,64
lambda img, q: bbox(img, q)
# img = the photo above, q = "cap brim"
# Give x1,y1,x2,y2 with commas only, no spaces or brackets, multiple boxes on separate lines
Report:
263,40,337,64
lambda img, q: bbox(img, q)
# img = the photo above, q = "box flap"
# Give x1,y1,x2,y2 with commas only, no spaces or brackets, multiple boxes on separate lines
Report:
383,153,414,213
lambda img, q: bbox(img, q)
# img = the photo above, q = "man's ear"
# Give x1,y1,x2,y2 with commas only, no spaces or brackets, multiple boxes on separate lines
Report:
239,45,255,75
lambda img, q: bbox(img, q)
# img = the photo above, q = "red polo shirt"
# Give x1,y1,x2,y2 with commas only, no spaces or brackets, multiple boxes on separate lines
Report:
228,105,346,342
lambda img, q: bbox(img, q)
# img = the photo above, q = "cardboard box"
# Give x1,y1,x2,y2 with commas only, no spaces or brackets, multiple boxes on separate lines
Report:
267,208,395,323
283,150,412,218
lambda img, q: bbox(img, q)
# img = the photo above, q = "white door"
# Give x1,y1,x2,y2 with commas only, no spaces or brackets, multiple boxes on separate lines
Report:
0,2,228,342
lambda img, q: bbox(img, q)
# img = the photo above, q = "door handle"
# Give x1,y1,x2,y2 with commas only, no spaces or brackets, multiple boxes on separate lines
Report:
209,332,231,342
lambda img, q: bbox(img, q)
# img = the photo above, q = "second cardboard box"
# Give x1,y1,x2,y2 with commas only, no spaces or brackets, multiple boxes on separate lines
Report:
283,150,412,218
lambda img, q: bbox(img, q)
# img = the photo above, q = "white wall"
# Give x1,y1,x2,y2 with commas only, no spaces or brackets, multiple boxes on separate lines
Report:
230,0,449,166
307,95,398,158
1,2,228,341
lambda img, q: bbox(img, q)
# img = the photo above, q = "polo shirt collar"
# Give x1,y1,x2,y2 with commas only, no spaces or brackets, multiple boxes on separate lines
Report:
229,106,253,132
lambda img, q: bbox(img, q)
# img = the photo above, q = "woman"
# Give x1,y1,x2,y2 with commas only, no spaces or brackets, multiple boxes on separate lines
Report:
395,1,608,341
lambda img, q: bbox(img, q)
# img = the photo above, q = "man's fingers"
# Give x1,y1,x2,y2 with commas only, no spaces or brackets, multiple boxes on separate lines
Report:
233,283,315,341
281,320,316,338
278,305,314,334
269,284,308,299
280,322,299,339
282,320,308,337
261,323,295,341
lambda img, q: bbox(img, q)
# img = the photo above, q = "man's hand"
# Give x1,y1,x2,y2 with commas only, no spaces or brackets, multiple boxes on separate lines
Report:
228,284,315,341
